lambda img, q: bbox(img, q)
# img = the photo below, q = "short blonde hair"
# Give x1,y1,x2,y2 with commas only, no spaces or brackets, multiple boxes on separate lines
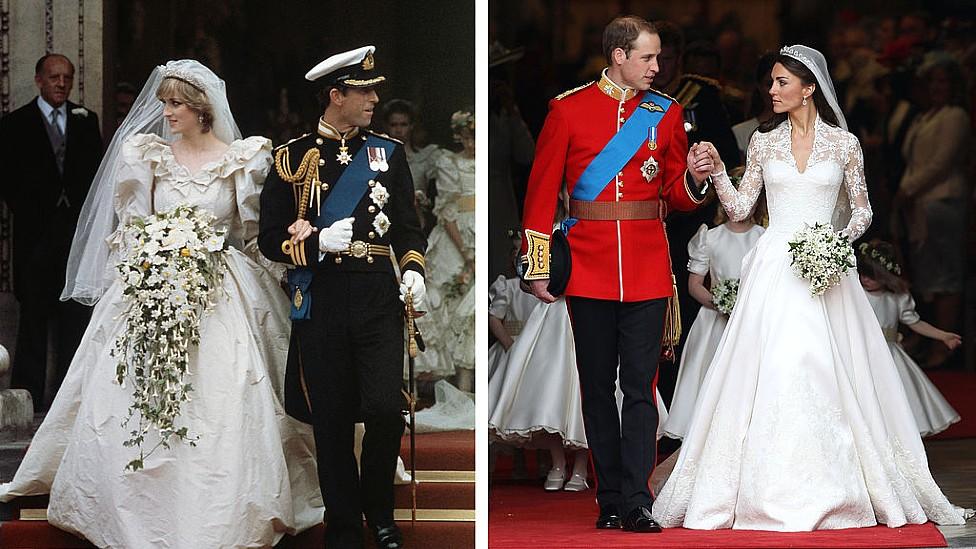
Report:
155,77,214,132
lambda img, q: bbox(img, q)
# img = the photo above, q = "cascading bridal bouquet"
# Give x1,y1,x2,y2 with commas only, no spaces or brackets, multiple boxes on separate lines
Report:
710,278,739,315
112,204,226,471
787,222,855,297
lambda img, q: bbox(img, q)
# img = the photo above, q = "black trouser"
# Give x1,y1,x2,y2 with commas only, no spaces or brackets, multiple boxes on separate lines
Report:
295,272,406,549
10,296,90,411
566,296,666,515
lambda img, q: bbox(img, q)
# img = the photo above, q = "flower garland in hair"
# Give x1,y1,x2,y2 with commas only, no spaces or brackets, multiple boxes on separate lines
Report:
788,223,855,296
857,242,902,275
112,205,226,471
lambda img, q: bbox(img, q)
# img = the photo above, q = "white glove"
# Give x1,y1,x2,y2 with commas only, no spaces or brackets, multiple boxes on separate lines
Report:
399,270,427,312
318,217,355,253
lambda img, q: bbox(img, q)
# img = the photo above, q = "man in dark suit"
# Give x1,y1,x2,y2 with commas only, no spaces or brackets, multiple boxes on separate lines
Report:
0,54,103,410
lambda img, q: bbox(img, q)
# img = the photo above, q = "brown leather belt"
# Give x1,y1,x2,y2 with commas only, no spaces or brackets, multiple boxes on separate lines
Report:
569,199,660,220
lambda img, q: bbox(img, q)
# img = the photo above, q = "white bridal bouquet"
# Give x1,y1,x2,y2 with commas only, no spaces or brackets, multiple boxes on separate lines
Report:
711,278,739,315
787,222,855,297
112,205,226,471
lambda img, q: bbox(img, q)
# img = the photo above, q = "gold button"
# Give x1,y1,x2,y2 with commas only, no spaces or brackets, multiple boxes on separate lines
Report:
619,117,625,123
367,256,375,264
368,205,376,213
321,183,329,191
315,138,324,145
369,231,376,239
368,180,376,187
318,159,325,166
618,172,623,177
617,192,623,198
617,181,624,187
334,256,342,264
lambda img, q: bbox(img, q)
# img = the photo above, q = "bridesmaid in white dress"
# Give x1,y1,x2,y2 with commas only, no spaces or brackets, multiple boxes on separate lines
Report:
652,46,970,531
664,193,765,440
415,110,475,390
857,240,961,437
0,60,322,548
487,273,539,380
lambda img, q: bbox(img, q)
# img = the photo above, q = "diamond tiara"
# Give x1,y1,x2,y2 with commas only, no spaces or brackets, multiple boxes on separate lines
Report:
161,68,206,93
780,46,815,69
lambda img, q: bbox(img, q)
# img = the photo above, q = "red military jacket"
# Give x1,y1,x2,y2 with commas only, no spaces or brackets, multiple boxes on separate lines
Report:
521,70,705,302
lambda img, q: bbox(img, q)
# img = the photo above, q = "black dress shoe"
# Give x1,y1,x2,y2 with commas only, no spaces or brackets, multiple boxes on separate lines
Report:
371,523,404,549
595,506,622,529
621,506,662,533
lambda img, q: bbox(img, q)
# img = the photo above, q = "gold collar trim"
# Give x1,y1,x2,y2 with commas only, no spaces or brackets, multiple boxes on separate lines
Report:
317,118,360,141
598,69,638,102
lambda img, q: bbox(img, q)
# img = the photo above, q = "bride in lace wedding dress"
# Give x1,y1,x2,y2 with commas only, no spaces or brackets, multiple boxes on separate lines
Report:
651,45,971,531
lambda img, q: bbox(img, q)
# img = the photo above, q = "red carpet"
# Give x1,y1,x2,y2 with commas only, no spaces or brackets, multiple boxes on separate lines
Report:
925,370,976,439
488,482,947,548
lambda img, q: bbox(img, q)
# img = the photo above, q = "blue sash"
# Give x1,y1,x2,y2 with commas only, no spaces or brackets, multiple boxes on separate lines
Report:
288,134,397,320
561,91,672,233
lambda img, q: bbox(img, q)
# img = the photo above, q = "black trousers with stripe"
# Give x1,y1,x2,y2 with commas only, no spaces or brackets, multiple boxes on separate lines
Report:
566,296,666,515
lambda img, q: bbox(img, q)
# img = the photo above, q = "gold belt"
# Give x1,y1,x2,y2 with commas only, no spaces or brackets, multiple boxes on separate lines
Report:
882,327,900,343
569,199,660,220
457,195,476,212
503,319,524,337
334,240,392,264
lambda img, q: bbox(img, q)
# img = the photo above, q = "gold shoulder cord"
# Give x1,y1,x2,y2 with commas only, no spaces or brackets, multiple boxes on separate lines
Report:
275,146,321,220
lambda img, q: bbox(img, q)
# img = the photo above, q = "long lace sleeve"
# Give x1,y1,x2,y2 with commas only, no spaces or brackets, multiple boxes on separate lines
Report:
840,133,872,240
712,131,765,221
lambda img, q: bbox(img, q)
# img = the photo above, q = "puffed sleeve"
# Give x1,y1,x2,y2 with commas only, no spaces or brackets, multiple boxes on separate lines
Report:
228,136,274,243
897,292,921,325
432,152,463,221
113,133,164,224
489,275,512,318
686,224,710,276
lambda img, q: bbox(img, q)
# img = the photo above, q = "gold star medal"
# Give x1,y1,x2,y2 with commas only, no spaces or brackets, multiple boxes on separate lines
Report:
337,138,352,165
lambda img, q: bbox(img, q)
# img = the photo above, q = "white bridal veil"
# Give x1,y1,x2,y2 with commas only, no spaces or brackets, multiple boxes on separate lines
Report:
62,60,242,305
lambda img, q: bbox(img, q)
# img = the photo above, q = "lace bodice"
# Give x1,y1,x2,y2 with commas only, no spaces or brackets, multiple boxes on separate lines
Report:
114,133,273,249
712,116,871,240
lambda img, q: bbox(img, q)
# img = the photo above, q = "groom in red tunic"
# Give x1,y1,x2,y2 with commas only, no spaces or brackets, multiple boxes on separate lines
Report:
520,15,713,532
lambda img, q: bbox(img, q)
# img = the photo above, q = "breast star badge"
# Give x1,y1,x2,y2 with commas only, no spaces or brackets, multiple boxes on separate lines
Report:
641,156,659,182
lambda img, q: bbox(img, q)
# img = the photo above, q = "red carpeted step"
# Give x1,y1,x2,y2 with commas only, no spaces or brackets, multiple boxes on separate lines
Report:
0,520,94,548
400,430,474,471
489,482,947,548
394,479,474,509
277,521,475,549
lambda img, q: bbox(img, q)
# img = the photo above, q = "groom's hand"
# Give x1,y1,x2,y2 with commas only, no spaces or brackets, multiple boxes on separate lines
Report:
527,279,557,304
686,143,714,184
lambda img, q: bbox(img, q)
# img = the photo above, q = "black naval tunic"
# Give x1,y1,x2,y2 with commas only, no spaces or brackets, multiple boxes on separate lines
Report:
258,124,426,531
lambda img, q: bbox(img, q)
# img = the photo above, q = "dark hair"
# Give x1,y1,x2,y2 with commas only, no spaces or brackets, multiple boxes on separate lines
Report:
381,98,416,124
758,54,841,133
653,20,684,56
918,57,968,108
603,16,657,65
316,84,349,110
747,52,777,119
35,53,73,76
856,240,910,294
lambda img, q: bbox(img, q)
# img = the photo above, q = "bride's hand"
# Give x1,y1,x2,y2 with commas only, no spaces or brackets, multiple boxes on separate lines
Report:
287,219,318,244
698,141,725,175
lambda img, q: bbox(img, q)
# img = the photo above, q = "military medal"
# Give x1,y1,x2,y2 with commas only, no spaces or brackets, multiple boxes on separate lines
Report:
641,156,659,182
647,127,658,151
337,138,353,165
367,147,389,172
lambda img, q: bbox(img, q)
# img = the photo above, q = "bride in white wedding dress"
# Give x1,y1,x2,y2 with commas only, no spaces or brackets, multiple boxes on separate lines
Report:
0,60,322,547
651,45,971,531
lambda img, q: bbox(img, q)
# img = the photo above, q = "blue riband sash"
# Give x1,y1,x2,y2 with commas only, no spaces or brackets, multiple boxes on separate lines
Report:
289,134,397,320
561,91,672,233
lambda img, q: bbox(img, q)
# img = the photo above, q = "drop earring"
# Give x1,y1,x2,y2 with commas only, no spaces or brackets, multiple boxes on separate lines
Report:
802,96,808,106
198,115,205,124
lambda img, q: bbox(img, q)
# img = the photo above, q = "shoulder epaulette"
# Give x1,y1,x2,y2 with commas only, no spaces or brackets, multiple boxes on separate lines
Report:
684,74,722,89
365,129,404,145
273,133,311,151
647,88,679,104
554,81,594,101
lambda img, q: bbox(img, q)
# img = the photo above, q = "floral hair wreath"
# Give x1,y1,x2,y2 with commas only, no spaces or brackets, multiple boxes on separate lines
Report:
450,110,475,132
857,242,902,275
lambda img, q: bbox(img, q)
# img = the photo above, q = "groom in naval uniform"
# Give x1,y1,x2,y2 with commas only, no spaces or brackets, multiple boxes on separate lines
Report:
520,16,713,533
258,46,426,549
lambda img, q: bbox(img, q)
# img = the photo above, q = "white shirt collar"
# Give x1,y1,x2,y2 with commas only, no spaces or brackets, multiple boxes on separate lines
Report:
36,96,68,130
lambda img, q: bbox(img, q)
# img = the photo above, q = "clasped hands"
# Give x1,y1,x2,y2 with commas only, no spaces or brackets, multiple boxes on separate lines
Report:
687,141,725,183
287,217,354,252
